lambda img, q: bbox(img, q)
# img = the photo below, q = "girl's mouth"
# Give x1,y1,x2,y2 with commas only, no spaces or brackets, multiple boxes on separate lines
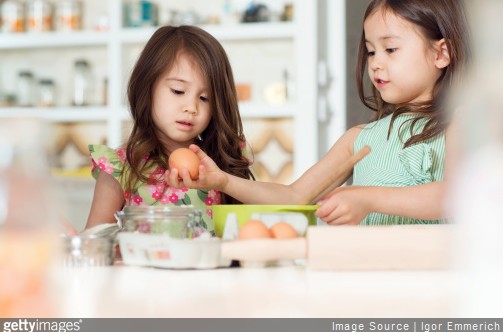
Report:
176,121,194,131
374,78,389,89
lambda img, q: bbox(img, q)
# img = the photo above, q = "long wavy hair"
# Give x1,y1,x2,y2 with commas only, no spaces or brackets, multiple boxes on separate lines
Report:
356,0,471,147
124,25,254,204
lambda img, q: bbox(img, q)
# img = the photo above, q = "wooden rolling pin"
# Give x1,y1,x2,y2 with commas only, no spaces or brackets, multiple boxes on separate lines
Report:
221,224,453,270
302,145,371,205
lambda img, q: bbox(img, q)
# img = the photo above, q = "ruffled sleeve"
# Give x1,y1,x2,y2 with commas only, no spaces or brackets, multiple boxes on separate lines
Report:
398,143,433,184
89,144,126,180
240,137,254,165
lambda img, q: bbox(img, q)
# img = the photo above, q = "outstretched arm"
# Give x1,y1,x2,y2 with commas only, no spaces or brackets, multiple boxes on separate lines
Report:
164,126,363,204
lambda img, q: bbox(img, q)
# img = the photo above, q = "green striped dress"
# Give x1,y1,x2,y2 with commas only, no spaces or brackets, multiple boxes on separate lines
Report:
353,113,445,225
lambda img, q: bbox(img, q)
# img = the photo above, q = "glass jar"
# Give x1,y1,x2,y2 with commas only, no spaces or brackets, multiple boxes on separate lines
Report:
17,71,35,107
27,0,53,32
115,206,204,239
72,59,91,106
1,0,25,33
55,0,82,31
124,0,157,27
37,79,55,107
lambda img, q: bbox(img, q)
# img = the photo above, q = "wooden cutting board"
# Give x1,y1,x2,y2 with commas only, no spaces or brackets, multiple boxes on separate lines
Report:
221,224,453,270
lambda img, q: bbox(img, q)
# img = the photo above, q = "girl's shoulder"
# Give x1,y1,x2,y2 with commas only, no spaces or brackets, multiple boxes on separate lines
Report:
88,144,127,180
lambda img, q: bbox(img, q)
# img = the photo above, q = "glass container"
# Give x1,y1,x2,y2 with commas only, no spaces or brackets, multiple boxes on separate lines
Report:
55,0,82,31
1,0,25,33
115,205,204,239
16,71,35,107
72,59,91,106
27,0,53,32
37,79,55,107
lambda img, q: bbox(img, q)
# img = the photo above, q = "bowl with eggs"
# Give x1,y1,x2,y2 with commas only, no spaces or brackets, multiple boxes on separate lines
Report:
211,204,319,237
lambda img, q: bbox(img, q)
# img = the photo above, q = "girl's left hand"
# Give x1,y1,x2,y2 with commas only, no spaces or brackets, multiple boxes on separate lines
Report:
315,186,373,225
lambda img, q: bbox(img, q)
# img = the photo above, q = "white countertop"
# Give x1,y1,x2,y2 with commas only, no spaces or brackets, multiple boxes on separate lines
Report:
48,264,456,317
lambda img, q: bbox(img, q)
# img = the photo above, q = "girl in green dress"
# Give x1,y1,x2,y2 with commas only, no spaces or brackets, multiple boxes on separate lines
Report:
86,26,254,234
165,0,471,226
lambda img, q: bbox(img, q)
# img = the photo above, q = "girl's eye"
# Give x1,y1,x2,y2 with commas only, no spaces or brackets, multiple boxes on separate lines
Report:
386,48,397,53
171,89,184,95
200,95,208,102
367,51,375,57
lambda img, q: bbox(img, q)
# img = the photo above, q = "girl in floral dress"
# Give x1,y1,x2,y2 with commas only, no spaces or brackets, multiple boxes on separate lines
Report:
86,26,254,234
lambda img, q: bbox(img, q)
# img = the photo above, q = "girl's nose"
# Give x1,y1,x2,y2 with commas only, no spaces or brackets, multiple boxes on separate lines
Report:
184,107,197,114
369,54,383,71
184,101,198,114
369,59,382,71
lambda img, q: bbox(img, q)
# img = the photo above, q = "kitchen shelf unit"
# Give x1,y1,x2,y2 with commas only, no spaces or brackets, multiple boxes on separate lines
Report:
0,0,319,178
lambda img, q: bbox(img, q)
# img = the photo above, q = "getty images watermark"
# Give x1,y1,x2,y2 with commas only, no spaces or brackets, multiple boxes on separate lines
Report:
2,319,82,332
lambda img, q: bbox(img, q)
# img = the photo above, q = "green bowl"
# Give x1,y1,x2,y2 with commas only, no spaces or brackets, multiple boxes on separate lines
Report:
211,204,319,237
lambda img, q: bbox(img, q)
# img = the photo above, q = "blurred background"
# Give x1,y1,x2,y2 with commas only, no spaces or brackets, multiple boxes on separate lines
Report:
0,0,372,230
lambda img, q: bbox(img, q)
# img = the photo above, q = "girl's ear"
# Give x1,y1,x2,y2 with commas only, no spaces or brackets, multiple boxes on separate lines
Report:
434,38,451,69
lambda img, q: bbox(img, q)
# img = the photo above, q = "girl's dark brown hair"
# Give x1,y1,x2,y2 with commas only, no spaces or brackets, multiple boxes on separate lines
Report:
356,0,471,147
125,25,254,204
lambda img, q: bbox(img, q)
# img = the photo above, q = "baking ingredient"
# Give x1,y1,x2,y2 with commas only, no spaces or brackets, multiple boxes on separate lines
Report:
270,222,298,239
168,148,200,180
238,220,272,240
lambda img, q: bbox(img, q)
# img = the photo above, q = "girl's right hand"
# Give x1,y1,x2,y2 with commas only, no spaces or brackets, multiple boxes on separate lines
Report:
164,144,228,191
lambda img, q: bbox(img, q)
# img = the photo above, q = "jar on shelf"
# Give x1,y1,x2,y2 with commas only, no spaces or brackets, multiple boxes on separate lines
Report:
72,59,91,106
124,0,158,28
27,0,53,32
37,79,55,107
1,0,25,33
17,71,35,107
55,0,82,31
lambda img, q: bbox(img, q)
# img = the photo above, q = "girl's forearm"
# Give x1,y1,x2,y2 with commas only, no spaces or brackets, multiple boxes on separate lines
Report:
369,182,447,219
222,173,305,204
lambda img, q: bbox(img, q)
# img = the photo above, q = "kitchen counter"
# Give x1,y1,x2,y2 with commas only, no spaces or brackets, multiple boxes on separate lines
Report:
48,263,456,317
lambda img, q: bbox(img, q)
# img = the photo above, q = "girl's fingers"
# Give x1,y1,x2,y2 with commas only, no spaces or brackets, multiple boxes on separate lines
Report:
189,144,207,160
180,168,193,186
315,199,337,219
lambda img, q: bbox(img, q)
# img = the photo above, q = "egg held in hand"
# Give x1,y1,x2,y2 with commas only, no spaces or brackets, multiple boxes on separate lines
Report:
238,220,272,240
168,148,200,180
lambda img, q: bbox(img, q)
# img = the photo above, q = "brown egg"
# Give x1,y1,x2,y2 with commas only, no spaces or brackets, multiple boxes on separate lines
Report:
270,222,298,239
238,220,272,240
168,148,199,180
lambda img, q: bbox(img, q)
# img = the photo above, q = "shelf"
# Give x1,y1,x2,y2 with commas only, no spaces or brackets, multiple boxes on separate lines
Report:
0,22,295,50
0,102,293,122
0,31,110,50
120,22,295,44
0,107,110,121
239,102,296,118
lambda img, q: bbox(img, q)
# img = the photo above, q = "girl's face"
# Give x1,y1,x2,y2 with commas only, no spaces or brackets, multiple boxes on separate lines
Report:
152,53,212,153
364,8,444,105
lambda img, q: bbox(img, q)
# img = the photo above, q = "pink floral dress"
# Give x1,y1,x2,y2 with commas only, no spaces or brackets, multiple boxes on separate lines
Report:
89,144,223,235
